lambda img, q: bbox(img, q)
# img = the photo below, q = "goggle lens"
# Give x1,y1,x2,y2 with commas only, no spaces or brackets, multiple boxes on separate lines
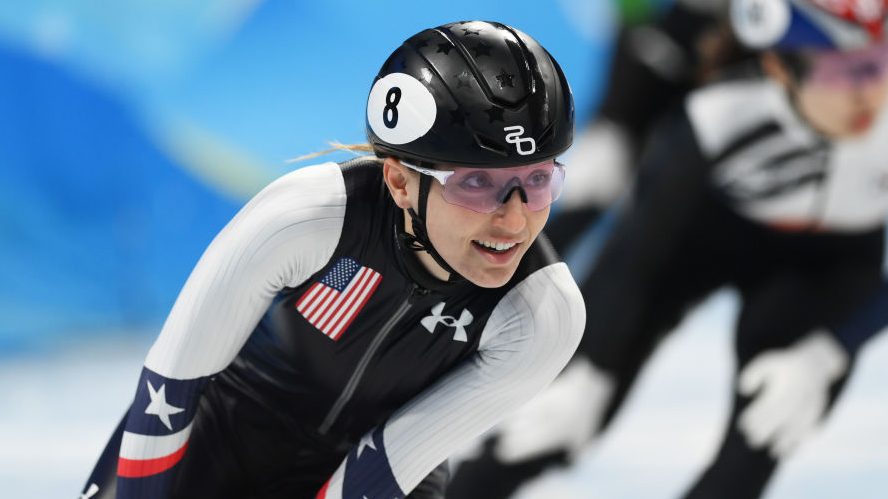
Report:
806,41,888,88
402,160,565,213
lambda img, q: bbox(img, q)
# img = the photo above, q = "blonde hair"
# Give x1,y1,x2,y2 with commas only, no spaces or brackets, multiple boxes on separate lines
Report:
288,142,383,164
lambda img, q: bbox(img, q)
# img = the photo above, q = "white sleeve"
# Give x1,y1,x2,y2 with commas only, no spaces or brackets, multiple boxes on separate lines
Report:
383,262,584,493
143,162,346,379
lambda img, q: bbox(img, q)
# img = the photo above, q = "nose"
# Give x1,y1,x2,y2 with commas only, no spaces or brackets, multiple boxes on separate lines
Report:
850,66,888,98
859,79,888,108
494,189,528,233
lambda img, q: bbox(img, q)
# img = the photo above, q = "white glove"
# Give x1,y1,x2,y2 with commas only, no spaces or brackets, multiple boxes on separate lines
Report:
494,357,616,463
737,330,849,459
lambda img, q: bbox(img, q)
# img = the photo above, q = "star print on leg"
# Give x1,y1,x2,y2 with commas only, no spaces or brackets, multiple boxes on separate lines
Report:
333,426,405,499
126,367,207,437
144,379,185,431
80,484,99,499
357,432,378,458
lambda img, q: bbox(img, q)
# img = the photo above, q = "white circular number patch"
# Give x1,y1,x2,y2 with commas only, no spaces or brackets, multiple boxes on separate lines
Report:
367,73,437,145
731,0,791,49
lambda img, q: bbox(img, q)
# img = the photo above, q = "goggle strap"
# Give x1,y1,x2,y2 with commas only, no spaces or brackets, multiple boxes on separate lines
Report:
418,174,432,221
397,228,425,251
406,204,461,279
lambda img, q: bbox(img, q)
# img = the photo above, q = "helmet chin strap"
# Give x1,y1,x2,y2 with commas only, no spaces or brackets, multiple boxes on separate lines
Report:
398,174,464,281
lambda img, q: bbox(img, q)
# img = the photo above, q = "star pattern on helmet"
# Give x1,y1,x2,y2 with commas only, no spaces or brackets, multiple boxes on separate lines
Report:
437,43,453,55
393,57,408,71
470,41,492,58
485,106,504,123
454,70,472,89
462,27,481,36
450,109,468,126
414,37,430,49
495,69,515,88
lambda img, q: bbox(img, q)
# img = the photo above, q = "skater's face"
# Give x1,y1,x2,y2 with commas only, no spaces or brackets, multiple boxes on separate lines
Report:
764,45,888,138
383,158,550,288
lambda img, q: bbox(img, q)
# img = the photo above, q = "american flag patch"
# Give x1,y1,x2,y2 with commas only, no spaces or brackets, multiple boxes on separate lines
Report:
296,257,382,340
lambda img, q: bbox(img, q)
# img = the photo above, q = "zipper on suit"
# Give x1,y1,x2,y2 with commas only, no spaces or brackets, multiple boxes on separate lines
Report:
318,284,429,434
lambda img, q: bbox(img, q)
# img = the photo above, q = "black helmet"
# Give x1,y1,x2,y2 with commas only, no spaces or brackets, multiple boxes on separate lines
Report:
366,20,574,168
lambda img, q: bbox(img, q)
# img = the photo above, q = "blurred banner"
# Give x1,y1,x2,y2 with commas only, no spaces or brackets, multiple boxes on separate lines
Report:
0,0,622,351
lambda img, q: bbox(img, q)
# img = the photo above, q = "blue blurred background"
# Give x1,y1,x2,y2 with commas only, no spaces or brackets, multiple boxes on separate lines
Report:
0,0,619,352
3,1,886,498
0,2,622,493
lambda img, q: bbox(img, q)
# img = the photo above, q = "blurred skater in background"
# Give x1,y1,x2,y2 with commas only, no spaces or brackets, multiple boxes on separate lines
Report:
546,0,751,254
449,1,888,498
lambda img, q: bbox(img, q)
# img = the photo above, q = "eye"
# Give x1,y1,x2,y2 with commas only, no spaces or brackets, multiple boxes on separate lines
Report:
458,172,495,190
525,170,552,188
850,61,881,81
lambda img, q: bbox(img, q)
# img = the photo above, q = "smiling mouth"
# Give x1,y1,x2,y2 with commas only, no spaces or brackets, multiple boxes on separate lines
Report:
472,240,519,254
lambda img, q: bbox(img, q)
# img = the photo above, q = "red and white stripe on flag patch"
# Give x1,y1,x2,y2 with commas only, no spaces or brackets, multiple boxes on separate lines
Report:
296,257,382,340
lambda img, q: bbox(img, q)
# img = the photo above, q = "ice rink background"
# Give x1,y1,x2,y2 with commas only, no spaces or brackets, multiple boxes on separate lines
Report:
2,1,886,497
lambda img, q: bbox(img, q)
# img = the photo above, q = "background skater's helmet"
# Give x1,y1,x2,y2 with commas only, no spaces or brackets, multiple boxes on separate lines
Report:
366,20,574,168
731,0,888,51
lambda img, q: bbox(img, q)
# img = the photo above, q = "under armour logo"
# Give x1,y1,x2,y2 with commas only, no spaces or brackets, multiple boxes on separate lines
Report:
81,484,99,499
421,302,473,342
504,125,536,155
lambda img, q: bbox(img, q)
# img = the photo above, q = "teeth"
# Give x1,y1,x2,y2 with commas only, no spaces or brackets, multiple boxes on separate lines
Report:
476,240,517,251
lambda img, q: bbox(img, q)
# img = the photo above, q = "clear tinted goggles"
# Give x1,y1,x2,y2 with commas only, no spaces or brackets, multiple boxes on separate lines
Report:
805,41,888,88
401,159,565,214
